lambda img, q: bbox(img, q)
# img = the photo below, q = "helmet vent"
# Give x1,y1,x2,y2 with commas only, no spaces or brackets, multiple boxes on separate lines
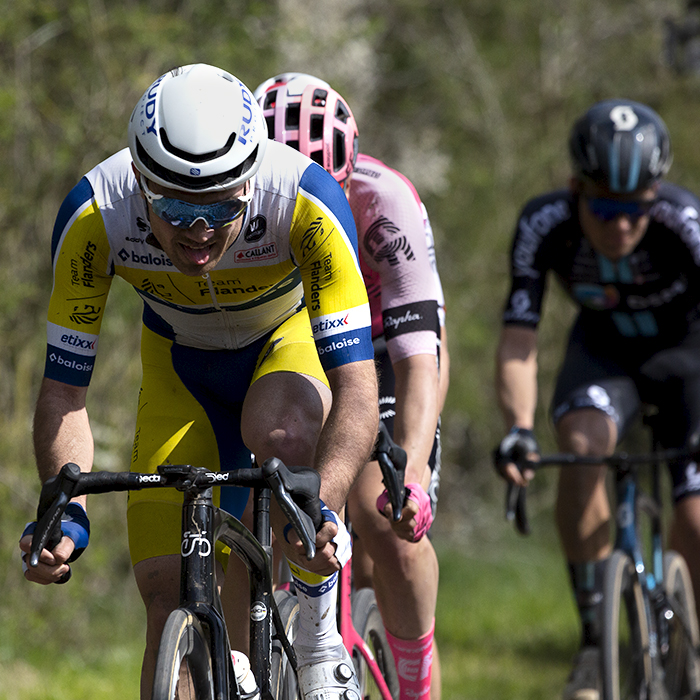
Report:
333,128,346,172
312,89,328,107
263,90,277,110
286,104,300,129
160,129,237,164
335,101,350,124
310,150,323,167
136,137,259,190
310,114,324,141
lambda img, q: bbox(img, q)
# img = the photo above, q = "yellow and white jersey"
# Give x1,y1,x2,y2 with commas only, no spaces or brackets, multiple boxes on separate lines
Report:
46,141,372,386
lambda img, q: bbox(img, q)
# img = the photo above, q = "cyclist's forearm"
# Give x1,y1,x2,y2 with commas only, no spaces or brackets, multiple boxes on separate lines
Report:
33,378,94,500
437,324,450,415
315,359,379,512
392,353,439,486
496,326,538,429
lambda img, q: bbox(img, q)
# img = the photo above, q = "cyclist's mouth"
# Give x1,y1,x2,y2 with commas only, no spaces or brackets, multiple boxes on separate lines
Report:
180,242,214,265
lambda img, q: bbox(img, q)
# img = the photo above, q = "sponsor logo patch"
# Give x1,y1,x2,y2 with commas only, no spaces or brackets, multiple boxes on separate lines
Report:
382,300,439,339
235,242,277,262
243,215,267,242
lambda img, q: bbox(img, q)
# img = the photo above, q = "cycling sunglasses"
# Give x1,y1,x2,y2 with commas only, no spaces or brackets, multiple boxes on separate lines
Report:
140,176,252,229
585,196,657,223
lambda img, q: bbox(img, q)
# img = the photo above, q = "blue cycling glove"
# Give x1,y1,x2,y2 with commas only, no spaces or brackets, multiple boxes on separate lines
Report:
22,503,91,562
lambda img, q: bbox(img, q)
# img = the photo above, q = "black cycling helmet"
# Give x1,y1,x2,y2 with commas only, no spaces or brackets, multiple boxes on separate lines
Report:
568,99,672,193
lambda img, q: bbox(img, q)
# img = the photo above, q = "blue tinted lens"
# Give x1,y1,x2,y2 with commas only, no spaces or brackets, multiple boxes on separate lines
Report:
151,197,248,229
586,197,655,222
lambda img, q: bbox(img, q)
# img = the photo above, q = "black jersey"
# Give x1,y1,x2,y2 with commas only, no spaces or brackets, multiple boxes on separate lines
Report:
502,181,700,355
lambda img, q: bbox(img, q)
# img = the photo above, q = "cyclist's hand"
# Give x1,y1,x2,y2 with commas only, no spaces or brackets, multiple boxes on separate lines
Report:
493,427,539,487
19,502,90,584
377,482,433,542
282,504,351,575
19,532,74,584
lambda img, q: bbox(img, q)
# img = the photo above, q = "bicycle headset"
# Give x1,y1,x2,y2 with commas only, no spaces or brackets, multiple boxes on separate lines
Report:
128,63,268,193
254,72,359,190
568,98,673,193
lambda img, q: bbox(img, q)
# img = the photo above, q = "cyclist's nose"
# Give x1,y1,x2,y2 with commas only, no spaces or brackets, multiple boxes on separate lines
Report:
185,218,216,240
610,213,634,230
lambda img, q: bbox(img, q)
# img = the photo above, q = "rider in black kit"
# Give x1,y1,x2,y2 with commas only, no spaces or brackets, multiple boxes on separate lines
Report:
494,99,700,700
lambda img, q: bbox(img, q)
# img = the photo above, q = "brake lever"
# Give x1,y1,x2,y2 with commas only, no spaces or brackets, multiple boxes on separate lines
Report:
372,422,407,522
30,463,83,578
262,458,317,561
504,454,532,536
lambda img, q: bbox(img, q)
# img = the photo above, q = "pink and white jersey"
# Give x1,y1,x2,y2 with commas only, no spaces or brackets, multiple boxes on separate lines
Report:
350,153,442,363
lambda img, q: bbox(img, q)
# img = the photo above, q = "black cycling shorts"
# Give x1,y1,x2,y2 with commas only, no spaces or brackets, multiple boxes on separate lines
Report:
551,318,700,502
373,335,442,515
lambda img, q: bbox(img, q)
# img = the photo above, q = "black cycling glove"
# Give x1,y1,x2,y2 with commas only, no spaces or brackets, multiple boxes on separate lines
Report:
493,426,540,477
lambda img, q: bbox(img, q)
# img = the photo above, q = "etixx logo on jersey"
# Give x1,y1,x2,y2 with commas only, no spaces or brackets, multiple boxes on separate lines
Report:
235,242,277,262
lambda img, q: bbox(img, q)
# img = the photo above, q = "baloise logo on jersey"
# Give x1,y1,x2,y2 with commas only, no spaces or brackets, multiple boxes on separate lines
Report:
118,248,174,267
313,305,372,364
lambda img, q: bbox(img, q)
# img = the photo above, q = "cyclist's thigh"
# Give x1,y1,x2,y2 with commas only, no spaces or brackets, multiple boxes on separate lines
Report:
640,332,700,445
551,325,641,442
127,326,266,567
241,307,331,461
372,335,442,514
640,332,700,500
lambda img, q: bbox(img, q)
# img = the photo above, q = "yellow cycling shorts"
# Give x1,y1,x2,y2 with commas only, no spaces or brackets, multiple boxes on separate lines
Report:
126,306,328,566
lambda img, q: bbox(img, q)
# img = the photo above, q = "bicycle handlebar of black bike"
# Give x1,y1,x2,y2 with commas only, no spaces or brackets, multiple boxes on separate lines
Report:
501,447,700,536
371,420,408,522
29,458,322,573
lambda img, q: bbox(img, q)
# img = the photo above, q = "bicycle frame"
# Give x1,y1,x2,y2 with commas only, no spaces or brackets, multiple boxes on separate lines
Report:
29,460,317,700
610,462,664,678
507,447,700,695
610,459,700,678
338,557,394,700
178,482,297,700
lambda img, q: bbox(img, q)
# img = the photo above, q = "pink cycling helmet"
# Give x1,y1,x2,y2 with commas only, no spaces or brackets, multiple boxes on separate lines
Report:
254,73,358,188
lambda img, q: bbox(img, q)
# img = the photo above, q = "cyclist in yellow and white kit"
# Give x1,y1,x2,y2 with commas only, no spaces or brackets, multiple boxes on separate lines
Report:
19,63,379,700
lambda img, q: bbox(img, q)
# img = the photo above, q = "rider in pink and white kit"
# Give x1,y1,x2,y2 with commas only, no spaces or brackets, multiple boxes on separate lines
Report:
255,73,449,700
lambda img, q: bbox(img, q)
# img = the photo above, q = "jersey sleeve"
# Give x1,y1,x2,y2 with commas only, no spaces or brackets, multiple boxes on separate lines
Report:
356,177,440,364
501,201,554,329
290,164,373,371
45,177,114,386
422,203,447,328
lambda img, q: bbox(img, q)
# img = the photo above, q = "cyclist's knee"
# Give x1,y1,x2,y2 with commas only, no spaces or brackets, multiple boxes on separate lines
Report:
249,415,321,466
242,373,328,464
556,408,617,456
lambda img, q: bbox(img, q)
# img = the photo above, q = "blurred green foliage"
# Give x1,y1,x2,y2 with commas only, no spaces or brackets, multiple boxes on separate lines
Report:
1,0,699,696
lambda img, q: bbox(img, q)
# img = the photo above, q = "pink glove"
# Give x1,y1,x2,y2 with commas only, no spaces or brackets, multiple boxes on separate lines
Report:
376,482,434,541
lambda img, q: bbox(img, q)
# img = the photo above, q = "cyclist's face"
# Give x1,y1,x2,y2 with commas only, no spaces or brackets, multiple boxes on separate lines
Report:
140,175,249,277
574,178,658,262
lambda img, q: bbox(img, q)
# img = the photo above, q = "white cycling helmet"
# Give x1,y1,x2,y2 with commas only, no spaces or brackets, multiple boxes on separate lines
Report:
128,63,268,193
